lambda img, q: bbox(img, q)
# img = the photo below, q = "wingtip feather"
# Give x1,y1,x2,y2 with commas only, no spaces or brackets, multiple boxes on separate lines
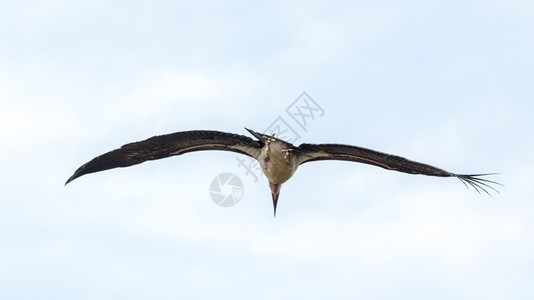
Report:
453,173,502,196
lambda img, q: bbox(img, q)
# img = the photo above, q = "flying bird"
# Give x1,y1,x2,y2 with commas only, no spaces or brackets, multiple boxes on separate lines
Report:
66,128,500,215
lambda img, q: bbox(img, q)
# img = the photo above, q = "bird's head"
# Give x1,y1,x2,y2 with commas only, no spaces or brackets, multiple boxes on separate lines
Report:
269,181,282,217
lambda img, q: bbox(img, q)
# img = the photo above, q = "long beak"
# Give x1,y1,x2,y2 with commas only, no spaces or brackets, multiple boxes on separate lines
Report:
269,182,282,217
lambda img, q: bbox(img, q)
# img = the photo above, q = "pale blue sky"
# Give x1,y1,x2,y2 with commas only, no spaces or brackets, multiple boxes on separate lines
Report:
1,0,533,299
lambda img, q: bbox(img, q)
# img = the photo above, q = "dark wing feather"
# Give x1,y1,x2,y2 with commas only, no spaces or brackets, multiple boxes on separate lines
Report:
297,143,501,195
65,130,262,185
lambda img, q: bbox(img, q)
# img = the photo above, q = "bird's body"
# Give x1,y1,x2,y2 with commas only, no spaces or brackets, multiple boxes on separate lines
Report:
255,134,299,184
66,128,500,215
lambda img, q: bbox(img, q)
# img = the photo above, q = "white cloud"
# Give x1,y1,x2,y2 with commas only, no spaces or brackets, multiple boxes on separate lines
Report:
100,67,267,122
0,72,89,146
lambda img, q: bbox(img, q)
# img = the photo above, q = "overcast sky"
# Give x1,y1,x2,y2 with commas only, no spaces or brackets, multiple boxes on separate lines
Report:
1,0,533,299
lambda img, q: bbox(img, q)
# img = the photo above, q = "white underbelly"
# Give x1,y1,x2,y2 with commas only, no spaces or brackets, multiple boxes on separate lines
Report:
260,152,298,184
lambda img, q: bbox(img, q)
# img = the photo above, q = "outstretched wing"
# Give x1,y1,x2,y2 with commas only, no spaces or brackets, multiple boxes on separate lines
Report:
297,143,500,195
66,130,262,185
